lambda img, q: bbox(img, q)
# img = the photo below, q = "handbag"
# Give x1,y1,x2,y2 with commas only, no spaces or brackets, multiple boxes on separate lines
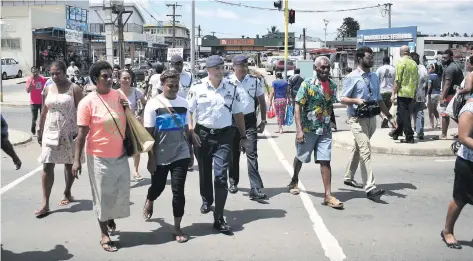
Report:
95,92,134,157
267,106,276,119
43,130,60,146
156,96,189,147
285,104,294,126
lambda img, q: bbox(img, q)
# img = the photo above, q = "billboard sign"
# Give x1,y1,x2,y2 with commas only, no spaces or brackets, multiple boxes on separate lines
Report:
66,6,88,32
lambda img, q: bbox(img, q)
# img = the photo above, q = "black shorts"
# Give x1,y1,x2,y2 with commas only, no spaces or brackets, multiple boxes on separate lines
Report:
453,156,473,205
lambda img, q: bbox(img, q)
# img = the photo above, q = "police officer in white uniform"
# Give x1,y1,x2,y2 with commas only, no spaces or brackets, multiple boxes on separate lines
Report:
227,55,267,200
188,55,248,234
169,54,196,170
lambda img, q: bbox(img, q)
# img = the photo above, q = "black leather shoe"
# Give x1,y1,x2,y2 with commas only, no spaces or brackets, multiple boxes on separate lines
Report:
249,188,267,200
344,180,363,189
200,203,211,214
213,218,232,233
228,185,238,194
367,188,385,199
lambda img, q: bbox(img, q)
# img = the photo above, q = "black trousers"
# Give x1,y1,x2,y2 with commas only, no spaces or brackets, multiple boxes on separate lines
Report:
195,124,232,219
229,113,264,189
147,158,190,218
394,97,414,138
30,104,42,134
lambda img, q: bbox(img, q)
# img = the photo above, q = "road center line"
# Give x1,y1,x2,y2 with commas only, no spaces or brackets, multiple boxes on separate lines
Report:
263,130,346,261
1,166,42,195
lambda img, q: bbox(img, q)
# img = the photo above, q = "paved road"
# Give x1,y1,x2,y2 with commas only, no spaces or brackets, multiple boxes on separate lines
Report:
1,107,472,261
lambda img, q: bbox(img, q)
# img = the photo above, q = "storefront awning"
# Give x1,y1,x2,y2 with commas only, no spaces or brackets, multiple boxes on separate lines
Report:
33,27,104,40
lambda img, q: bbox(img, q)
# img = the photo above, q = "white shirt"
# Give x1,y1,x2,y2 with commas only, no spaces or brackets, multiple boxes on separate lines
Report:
157,71,193,99
187,77,247,129
375,64,395,94
415,64,429,103
66,66,79,77
150,73,161,98
227,74,264,115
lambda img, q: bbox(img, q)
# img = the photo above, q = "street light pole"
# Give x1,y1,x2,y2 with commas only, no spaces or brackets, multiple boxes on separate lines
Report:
190,0,196,75
323,19,329,48
283,0,289,79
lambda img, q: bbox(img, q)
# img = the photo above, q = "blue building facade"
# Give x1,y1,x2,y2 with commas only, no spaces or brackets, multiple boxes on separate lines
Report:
356,26,417,50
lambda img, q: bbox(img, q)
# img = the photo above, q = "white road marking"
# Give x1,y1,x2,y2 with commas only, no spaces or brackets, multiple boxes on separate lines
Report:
263,130,347,261
1,166,42,195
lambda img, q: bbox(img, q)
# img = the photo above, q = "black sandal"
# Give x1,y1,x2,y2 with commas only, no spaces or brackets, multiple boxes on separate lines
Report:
441,230,462,249
100,240,118,252
107,220,116,234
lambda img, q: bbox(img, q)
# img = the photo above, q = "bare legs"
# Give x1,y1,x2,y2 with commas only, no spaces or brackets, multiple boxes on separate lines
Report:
133,154,143,180
443,199,466,245
36,163,75,215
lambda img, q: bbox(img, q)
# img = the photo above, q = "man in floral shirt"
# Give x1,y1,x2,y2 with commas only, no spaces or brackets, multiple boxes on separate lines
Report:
287,56,343,209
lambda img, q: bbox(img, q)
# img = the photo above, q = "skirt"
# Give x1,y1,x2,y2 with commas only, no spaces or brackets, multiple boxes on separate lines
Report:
87,154,131,222
453,156,473,205
274,98,287,126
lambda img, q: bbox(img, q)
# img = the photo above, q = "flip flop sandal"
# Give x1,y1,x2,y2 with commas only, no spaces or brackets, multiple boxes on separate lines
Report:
58,196,75,206
143,200,153,221
100,240,118,252
440,230,462,249
322,197,344,209
173,233,189,243
34,208,50,217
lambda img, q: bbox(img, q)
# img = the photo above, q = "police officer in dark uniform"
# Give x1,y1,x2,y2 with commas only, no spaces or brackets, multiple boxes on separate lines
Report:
227,55,267,200
188,55,249,234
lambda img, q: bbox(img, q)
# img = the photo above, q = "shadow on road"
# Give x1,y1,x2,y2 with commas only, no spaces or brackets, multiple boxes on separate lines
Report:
304,182,417,203
1,244,73,261
116,208,287,248
458,240,473,248
239,187,288,200
52,199,93,214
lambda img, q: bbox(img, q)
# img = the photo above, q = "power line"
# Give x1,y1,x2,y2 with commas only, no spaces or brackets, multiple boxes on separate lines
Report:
211,0,383,13
134,0,162,24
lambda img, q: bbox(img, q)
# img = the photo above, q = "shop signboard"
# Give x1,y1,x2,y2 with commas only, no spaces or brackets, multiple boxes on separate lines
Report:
220,39,255,46
356,26,417,49
66,5,88,32
65,29,83,44
167,48,184,61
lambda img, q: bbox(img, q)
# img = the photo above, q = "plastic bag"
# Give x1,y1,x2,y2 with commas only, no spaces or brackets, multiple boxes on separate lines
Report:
285,104,294,126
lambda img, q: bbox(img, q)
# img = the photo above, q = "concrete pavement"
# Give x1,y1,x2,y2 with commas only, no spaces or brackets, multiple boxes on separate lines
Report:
1,78,30,107
1,106,473,261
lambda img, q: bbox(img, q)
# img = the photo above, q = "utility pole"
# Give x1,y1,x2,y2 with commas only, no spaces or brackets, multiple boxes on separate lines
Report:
191,0,196,75
302,28,306,60
103,0,114,65
111,3,132,69
386,3,392,28
197,25,201,58
210,32,216,37
283,0,289,79
323,19,329,48
167,2,182,48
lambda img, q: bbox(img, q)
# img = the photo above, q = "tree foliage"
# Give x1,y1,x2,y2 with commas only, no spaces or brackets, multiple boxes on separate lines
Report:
267,26,280,35
337,17,360,38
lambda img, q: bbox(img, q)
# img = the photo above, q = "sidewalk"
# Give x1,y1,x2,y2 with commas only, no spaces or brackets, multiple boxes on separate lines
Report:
7,129,32,146
1,91,30,107
332,128,456,156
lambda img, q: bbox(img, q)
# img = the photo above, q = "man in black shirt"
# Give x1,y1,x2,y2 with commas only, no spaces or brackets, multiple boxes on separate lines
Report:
439,49,464,139
288,68,304,107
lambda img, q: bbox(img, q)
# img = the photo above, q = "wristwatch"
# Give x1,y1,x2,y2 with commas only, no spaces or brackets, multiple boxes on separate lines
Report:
241,136,248,140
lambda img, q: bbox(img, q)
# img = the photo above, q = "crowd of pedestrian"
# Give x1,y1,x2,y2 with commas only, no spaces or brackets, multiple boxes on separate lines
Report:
1,45,472,252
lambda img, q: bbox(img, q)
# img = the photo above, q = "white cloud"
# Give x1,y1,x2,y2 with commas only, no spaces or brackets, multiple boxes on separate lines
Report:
196,7,239,19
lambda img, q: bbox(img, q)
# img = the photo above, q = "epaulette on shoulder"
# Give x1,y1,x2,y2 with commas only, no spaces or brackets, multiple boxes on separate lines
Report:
225,80,236,87
193,78,202,85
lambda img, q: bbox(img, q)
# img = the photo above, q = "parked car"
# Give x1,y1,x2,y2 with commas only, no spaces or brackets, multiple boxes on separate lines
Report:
1,58,22,80
274,59,296,73
265,56,284,75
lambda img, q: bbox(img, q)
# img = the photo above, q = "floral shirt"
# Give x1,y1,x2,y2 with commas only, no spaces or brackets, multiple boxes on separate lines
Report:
395,56,418,99
295,78,337,135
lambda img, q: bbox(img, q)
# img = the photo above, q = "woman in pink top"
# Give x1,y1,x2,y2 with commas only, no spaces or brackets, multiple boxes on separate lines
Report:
72,61,130,252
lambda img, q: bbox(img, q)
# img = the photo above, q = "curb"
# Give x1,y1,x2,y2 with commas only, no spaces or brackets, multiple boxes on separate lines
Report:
332,139,454,156
1,102,30,108
9,130,33,146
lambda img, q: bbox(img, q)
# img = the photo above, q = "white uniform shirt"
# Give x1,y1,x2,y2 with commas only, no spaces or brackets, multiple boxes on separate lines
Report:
156,71,193,99
150,73,161,98
187,78,247,129
226,74,264,115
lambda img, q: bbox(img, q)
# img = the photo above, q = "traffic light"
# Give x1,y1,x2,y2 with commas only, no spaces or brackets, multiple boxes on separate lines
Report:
273,0,282,11
289,9,295,24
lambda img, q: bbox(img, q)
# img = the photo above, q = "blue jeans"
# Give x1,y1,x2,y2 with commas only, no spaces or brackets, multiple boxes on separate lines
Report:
411,102,425,136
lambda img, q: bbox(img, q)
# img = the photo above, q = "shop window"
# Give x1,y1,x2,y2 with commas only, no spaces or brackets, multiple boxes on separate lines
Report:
1,38,21,50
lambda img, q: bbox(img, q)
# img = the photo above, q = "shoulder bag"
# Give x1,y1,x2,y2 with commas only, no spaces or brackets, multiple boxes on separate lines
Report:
95,92,134,157
156,96,189,147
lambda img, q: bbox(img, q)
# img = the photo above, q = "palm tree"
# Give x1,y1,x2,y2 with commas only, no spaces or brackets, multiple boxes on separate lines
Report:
267,26,280,35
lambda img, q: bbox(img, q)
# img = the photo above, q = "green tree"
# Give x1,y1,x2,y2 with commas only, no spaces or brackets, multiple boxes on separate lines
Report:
267,26,280,35
337,17,360,38
464,33,469,37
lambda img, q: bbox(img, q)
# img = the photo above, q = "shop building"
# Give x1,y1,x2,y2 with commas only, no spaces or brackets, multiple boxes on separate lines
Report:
88,3,147,64
1,0,102,76
201,32,296,55
144,23,191,60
